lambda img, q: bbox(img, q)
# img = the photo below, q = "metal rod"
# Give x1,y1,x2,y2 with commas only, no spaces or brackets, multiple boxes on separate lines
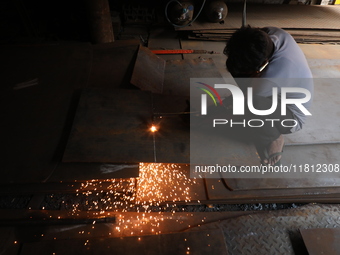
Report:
153,111,198,116
0,217,116,226
242,0,247,27
151,49,218,54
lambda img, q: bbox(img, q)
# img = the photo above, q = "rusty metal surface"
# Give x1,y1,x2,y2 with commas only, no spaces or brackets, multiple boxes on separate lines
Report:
180,40,232,79
148,29,182,61
0,44,93,183
190,125,259,166
301,228,340,255
301,44,340,61
224,143,340,190
186,29,340,44
187,204,340,255
50,163,139,181
130,45,166,93
62,88,191,164
151,94,190,163
307,59,340,78
176,5,340,30
226,177,340,191
62,88,155,163
62,88,259,166
20,228,228,255
0,41,146,183
163,58,224,96
205,177,340,203
88,41,140,89
0,227,19,255
285,79,340,145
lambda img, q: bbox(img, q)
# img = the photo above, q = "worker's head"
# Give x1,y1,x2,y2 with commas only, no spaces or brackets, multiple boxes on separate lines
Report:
224,26,273,77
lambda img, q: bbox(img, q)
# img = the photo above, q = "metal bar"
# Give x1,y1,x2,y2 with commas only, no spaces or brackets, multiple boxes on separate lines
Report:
150,49,218,54
242,0,247,27
0,216,115,226
151,49,194,54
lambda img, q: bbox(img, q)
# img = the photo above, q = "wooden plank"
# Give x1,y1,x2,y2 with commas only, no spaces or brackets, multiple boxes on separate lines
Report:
301,228,340,255
130,45,166,93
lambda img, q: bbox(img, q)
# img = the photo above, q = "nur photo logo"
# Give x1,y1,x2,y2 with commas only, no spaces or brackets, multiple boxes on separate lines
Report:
196,82,223,115
195,81,312,129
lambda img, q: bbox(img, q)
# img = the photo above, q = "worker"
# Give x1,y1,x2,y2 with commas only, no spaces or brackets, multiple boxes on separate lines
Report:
224,26,313,166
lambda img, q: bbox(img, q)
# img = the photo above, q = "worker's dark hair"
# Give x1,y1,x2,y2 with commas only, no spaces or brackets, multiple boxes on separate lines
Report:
225,26,269,77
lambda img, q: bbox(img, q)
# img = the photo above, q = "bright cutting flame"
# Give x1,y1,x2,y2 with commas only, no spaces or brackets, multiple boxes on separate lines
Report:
150,125,157,132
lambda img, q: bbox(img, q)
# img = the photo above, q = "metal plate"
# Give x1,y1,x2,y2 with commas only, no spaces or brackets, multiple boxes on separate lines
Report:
187,204,340,255
151,94,190,163
226,177,340,191
50,163,139,181
224,143,340,190
163,58,224,96
0,43,93,183
205,177,340,203
308,59,340,78
285,79,340,145
180,40,232,79
62,88,192,164
130,45,166,93
148,28,182,61
301,44,340,61
88,41,140,89
176,5,340,31
20,228,228,255
62,88,259,166
301,228,340,255
63,88,155,163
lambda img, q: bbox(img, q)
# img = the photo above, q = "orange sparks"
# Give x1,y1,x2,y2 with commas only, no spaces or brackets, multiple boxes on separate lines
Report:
150,125,158,132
